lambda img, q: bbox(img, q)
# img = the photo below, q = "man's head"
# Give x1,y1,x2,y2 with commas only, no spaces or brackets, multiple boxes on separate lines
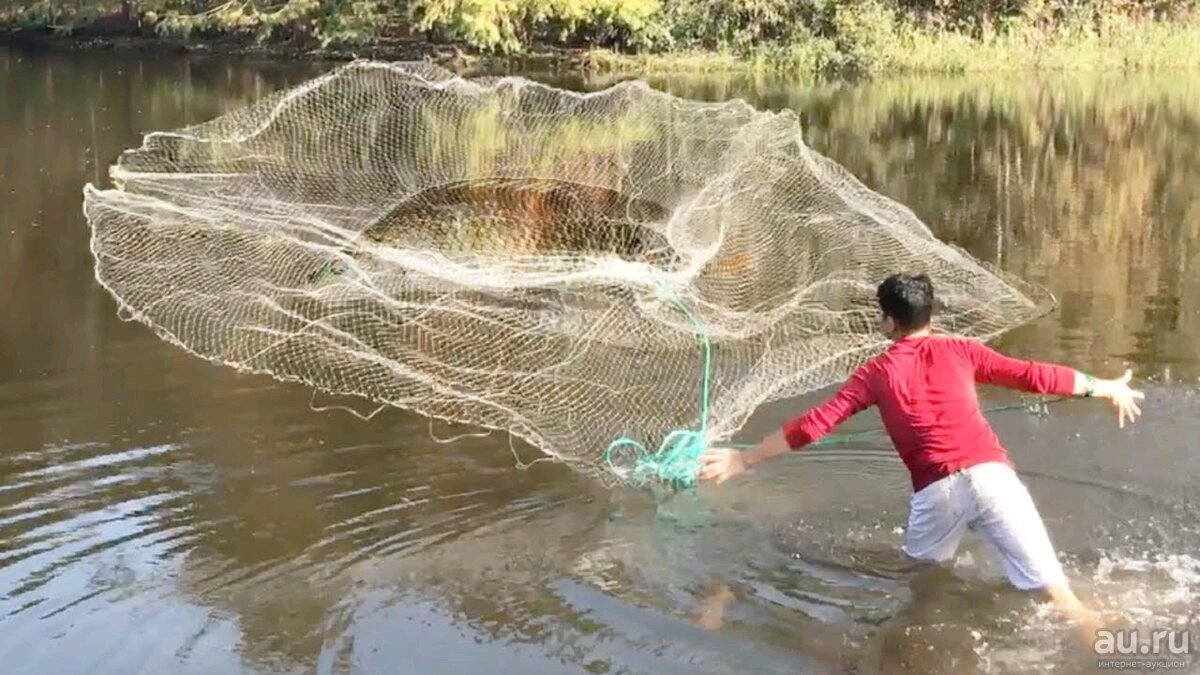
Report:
876,273,934,338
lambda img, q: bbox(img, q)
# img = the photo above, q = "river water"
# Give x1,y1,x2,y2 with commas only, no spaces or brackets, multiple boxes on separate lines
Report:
1,50,1197,674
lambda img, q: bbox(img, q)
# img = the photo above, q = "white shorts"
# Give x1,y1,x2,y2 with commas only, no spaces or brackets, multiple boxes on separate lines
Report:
902,461,1068,590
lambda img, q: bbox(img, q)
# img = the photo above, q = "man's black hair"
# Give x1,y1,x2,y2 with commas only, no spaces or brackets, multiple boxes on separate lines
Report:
876,273,934,332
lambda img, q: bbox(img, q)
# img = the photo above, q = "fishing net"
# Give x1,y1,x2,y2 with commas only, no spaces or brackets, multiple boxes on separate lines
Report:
82,60,1054,487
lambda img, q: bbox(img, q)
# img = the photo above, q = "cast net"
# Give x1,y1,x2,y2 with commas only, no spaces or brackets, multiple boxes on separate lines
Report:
82,61,1054,486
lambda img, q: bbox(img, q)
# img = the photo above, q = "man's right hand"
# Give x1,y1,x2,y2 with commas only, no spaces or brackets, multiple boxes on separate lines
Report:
698,430,792,484
698,447,749,484
1092,369,1145,428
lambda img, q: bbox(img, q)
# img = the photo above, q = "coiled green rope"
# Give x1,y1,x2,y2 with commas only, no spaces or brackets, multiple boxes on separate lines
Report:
602,281,1068,490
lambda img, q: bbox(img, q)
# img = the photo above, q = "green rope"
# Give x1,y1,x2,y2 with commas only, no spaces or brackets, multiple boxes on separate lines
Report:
602,281,1071,489
604,281,712,490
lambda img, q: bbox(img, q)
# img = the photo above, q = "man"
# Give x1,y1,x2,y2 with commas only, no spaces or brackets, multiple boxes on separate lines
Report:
698,273,1144,620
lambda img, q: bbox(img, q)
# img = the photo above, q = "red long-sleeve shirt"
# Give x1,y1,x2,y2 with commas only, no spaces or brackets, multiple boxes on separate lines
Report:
781,334,1077,493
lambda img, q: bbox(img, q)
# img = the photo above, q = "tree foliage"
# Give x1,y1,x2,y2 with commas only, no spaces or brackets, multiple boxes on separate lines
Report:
1,0,1197,65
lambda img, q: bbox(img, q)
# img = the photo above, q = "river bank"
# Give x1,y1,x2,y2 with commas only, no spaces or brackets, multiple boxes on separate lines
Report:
0,24,541,75
4,3,1200,79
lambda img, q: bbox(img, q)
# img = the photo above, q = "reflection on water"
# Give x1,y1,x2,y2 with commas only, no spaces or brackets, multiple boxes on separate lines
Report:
0,50,1198,674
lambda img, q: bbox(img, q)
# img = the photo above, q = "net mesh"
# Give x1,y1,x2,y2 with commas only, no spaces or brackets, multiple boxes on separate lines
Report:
82,61,1055,485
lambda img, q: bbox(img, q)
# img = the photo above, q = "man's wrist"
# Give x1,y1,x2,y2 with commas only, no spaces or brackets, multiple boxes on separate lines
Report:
1075,371,1104,398
740,448,758,469
746,431,791,468
743,446,768,468
1083,373,1098,397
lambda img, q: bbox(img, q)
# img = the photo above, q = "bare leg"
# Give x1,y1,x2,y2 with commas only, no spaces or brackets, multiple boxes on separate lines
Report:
1037,582,1104,649
1039,582,1091,619
966,466,1104,644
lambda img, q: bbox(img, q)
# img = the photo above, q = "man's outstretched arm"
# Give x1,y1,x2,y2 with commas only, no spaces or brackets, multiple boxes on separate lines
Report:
699,369,875,483
966,340,1145,428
